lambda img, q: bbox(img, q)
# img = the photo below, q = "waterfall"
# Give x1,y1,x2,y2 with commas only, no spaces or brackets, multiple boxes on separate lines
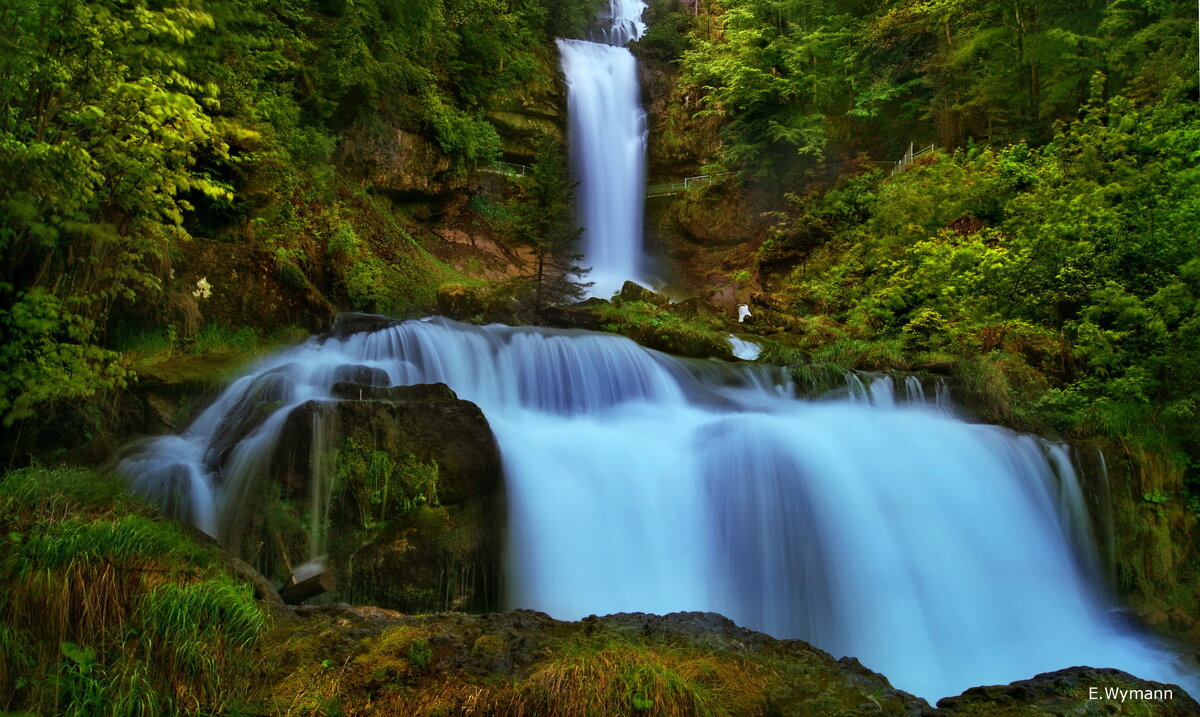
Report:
114,316,1196,701
557,0,648,297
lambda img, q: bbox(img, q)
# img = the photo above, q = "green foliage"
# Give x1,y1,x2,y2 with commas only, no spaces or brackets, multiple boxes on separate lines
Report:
0,465,132,511
639,0,696,61
678,0,1197,176
0,0,583,459
335,438,440,532
0,0,234,432
189,323,263,355
762,77,1200,459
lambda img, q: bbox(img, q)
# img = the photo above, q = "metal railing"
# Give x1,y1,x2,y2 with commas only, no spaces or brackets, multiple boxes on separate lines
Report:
646,172,735,197
477,160,531,177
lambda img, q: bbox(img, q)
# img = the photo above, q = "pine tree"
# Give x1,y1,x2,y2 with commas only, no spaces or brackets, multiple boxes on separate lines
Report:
510,138,591,310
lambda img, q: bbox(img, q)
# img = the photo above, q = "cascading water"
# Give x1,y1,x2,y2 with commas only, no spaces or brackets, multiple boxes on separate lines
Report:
557,0,648,297
115,316,1196,701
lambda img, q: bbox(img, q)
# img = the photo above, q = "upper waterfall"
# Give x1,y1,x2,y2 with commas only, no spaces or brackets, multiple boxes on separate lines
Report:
558,0,649,298
594,0,647,46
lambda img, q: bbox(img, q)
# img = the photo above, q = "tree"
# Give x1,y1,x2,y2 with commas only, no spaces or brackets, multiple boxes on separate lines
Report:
0,0,228,432
510,138,590,309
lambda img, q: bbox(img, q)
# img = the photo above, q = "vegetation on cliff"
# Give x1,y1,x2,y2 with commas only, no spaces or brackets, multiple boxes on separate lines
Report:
0,0,604,462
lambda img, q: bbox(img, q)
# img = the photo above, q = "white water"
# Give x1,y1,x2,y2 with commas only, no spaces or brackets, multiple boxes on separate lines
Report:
114,317,1196,701
558,0,648,297
728,334,761,360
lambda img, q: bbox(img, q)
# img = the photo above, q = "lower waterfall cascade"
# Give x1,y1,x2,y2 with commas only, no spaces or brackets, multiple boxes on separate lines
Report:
115,316,1198,701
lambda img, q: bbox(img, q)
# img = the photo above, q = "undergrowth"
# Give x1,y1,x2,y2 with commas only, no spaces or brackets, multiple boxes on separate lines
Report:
0,466,267,715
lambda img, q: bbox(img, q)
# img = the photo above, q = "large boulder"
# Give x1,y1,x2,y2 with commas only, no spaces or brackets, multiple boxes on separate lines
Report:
269,605,1200,715
238,381,504,614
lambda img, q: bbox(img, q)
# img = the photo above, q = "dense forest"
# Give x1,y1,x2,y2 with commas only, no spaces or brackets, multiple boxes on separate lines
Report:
2,0,1200,713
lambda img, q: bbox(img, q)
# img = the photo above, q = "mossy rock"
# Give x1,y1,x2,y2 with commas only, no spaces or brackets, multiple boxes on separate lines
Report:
263,607,1200,716
238,383,503,613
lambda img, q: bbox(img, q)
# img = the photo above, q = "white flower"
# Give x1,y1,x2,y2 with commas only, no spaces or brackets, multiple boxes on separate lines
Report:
192,276,212,299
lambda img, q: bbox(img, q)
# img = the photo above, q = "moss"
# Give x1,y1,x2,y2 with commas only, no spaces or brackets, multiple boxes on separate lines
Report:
345,626,436,696
471,634,506,659
276,258,311,292
595,300,733,359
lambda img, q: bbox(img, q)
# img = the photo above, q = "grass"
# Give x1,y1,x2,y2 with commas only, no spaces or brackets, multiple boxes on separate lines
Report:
0,466,267,715
266,627,771,717
513,637,766,717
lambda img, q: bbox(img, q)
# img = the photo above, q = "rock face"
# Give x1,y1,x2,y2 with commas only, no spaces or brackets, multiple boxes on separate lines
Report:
272,607,933,716
484,47,566,161
335,123,459,199
238,381,504,614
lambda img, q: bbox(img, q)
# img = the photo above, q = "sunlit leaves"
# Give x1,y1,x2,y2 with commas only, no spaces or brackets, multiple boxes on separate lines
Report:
0,0,225,425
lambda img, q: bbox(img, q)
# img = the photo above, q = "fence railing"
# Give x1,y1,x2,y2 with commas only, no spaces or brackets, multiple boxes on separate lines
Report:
646,172,735,197
477,160,531,177
891,143,936,176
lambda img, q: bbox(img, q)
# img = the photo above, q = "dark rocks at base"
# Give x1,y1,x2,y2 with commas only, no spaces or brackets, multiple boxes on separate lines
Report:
936,667,1200,716
280,607,932,716
272,604,1200,716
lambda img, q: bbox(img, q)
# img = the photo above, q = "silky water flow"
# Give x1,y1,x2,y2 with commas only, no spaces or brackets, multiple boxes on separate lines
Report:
115,317,1198,701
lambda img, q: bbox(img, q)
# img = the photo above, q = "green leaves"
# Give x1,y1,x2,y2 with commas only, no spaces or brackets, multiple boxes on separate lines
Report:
0,0,230,430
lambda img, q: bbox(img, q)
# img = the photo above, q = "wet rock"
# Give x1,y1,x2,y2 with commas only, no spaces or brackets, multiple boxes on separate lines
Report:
244,383,503,614
539,297,611,331
672,296,722,320
333,364,390,388
322,312,403,341
617,280,670,307
436,284,488,321
206,365,296,473
329,382,456,404
935,667,1199,716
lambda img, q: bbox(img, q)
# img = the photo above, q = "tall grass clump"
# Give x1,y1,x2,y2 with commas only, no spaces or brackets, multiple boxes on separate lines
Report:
518,639,758,716
0,465,267,715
